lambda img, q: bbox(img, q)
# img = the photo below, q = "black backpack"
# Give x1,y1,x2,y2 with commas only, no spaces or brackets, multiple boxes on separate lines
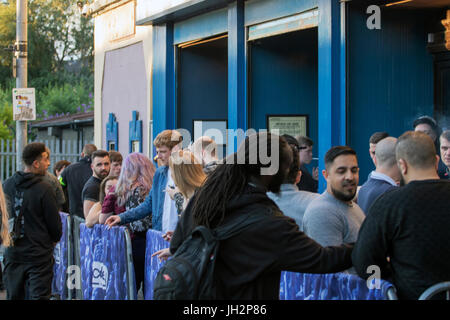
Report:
153,210,267,300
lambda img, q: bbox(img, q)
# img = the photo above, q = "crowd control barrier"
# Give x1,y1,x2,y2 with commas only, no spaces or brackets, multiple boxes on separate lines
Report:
51,212,71,300
70,215,85,299
79,223,136,300
279,271,398,300
142,231,398,300
144,229,170,300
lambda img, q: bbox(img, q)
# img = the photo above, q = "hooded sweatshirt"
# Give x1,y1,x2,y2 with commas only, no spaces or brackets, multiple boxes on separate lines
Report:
170,184,353,299
3,171,62,264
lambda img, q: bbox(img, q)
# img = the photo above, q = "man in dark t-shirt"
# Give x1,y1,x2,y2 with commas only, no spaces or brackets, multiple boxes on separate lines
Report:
353,131,450,300
81,150,110,218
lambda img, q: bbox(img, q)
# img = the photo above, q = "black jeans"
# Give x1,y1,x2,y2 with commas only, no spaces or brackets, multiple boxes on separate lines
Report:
3,257,54,300
131,233,146,296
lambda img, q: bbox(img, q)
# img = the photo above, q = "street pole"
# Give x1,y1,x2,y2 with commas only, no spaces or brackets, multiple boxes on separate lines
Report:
15,0,28,171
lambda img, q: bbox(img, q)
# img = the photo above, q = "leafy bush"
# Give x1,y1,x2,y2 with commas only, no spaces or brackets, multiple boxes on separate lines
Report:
0,86,14,141
36,78,93,118
0,75,93,140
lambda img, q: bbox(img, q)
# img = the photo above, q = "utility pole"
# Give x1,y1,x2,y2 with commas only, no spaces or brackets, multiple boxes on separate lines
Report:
15,0,28,171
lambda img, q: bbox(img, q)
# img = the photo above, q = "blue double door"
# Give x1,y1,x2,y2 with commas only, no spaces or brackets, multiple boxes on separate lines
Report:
176,27,319,161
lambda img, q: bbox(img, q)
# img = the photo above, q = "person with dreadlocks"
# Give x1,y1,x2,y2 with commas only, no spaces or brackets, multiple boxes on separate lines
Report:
153,132,354,299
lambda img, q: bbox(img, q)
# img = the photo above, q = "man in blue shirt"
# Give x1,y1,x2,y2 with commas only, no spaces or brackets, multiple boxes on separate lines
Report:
105,130,183,235
358,137,400,214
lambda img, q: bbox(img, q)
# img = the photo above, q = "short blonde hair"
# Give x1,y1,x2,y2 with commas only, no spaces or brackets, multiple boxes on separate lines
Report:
169,150,206,198
154,130,183,150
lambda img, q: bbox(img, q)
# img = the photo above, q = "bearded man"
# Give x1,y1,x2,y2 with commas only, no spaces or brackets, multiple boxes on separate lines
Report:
303,146,365,257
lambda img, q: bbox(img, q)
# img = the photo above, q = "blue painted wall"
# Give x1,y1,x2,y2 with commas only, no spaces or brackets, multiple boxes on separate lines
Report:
245,0,318,27
347,4,439,183
174,8,228,44
177,38,228,140
249,28,319,163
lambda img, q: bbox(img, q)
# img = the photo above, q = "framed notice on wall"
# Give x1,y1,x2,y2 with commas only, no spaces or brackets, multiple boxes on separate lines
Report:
267,114,308,138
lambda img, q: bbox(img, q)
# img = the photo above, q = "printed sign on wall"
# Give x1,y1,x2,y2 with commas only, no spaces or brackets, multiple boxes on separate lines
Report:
12,88,36,121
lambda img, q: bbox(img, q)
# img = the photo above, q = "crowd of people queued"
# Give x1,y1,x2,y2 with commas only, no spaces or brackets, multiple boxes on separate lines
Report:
0,114,449,300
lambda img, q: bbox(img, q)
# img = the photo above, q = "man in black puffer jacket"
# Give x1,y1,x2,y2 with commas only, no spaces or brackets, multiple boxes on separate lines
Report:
3,142,62,300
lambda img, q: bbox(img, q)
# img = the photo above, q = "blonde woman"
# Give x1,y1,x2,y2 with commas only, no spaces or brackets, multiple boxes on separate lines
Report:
153,150,206,259
166,149,207,213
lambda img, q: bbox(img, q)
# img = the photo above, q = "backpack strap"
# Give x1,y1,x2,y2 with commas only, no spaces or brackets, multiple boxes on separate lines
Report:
213,206,272,241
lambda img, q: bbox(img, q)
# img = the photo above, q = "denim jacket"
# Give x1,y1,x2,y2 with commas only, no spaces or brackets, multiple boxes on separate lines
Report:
118,166,168,231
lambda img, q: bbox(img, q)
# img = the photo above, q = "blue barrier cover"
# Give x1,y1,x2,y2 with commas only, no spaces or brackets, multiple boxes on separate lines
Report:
144,229,170,300
52,212,69,299
279,271,395,300
79,224,133,300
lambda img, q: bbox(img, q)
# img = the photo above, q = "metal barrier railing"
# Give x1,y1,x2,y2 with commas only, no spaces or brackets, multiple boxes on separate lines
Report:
124,228,137,300
52,214,137,300
66,214,74,300
71,215,85,300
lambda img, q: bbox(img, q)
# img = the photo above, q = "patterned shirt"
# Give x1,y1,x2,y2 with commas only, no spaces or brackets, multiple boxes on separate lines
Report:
125,186,152,233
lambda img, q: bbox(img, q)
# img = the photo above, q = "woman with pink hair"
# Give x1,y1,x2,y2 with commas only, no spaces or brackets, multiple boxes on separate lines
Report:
99,152,155,296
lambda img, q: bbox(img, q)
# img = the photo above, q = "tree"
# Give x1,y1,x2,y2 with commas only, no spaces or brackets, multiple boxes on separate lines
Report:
0,0,16,82
0,0,94,134
0,87,14,140
0,0,93,83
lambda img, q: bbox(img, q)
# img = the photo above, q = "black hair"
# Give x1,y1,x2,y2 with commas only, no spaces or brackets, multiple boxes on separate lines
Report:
22,142,47,166
282,134,300,149
285,143,300,184
91,150,110,162
324,146,357,169
53,160,71,176
369,132,389,144
191,132,290,229
413,116,439,133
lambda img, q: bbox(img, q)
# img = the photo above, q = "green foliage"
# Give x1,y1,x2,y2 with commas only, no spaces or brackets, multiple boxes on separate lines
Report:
0,0,94,132
36,77,93,118
0,83,14,140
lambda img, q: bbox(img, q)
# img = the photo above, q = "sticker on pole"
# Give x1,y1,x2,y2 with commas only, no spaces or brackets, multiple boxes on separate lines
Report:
12,88,36,121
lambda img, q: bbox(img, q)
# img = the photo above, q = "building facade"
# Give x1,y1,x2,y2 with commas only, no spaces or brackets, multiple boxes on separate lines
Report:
92,0,450,191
